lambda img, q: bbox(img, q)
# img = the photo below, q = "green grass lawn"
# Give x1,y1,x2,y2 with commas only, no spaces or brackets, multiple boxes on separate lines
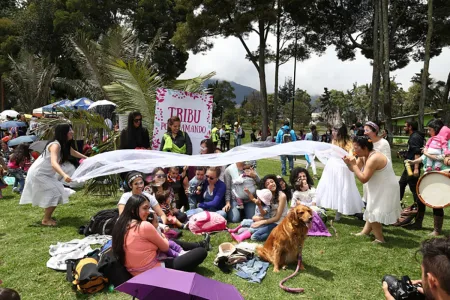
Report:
0,157,448,300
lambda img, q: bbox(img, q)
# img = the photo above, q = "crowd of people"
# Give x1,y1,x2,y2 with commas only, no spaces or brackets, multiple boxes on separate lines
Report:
2,109,449,299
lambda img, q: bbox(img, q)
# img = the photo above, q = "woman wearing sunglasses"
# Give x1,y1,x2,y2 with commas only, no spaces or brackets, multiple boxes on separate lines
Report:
188,167,227,220
119,111,150,150
145,167,188,224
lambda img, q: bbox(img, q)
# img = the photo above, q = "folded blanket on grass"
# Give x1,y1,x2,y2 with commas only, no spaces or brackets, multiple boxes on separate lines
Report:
47,234,111,271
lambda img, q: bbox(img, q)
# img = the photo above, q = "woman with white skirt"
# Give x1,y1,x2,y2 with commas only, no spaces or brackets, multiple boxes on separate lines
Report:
316,124,364,220
20,124,87,226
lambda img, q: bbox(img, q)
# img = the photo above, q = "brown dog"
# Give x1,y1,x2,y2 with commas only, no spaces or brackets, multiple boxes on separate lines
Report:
257,205,313,272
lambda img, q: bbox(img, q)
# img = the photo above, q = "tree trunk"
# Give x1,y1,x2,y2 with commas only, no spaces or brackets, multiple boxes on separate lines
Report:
419,0,433,132
0,76,4,111
443,71,450,125
258,20,269,140
272,0,281,138
371,1,380,122
382,0,392,145
378,0,385,122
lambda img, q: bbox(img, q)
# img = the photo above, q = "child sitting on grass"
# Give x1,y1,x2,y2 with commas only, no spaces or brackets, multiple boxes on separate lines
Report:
228,188,272,242
8,144,30,194
290,168,331,237
187,167,206,210
155,190,186,229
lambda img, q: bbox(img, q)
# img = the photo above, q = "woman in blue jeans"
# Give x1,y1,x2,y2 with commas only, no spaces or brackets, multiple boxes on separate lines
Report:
249,174,288,241
223,161,260,223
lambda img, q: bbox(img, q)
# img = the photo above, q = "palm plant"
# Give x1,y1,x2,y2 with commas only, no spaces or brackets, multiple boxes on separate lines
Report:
4,51,58,113
47,25,215,194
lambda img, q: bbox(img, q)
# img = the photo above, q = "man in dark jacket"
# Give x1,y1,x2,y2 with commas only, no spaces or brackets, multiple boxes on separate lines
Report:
398,120,425,227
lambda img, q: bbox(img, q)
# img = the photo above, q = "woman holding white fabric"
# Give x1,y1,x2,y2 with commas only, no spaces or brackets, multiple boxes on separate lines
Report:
316,124,364,221
20,124,87,226
344,136,401,243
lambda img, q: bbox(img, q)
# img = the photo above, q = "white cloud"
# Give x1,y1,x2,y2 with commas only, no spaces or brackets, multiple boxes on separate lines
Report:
179,33,450,96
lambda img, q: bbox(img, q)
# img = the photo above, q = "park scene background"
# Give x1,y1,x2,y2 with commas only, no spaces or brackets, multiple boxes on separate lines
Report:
0,0,450,299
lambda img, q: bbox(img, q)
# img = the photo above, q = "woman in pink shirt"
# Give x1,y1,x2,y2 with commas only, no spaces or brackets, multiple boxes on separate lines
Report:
112,194,208,276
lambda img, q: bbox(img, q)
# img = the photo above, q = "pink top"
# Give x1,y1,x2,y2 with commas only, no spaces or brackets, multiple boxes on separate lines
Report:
124,221,169,276
7,159,20,169
426,135,449,154
438,126,450,141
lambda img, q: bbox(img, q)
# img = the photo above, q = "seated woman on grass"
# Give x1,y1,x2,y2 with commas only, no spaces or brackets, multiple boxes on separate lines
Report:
117,171,167,225
146,167,187,225
112,194,208,276
244,174,288,241
186,167,227,220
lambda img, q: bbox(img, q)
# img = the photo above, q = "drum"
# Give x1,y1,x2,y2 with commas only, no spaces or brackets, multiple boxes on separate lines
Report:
416,171,450,209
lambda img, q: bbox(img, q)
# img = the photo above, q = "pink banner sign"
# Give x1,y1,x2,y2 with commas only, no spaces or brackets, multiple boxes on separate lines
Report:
152,88,213,154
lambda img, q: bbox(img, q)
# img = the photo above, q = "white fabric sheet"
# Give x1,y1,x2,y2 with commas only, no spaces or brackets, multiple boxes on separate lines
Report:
71,141,349,182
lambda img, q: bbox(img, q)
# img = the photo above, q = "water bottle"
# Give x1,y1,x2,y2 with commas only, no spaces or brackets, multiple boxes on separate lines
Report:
404,160,413,177
108,284,114,293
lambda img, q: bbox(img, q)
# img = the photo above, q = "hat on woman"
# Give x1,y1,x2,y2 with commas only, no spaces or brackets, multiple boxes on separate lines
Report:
256,189,272,206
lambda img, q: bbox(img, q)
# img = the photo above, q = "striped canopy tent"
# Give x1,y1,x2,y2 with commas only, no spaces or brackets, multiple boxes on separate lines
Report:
41,99,72,112
68,98,94,110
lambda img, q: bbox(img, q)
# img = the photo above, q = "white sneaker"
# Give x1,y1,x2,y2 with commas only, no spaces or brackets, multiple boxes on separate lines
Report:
12,187,19,193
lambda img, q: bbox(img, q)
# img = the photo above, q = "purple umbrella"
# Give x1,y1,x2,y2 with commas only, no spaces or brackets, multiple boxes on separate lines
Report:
116,268,244,300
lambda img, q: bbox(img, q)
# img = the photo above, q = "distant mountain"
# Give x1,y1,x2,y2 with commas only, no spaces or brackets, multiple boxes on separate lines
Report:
203,79,321,108
203,79,257,105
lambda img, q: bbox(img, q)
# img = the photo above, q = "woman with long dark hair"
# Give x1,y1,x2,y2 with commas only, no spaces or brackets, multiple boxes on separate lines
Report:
20,124,87,226
119,111,150,150
316,123,364,221
112,194,208,276
247,174,288,241
118,171,167,224
160,116,192,155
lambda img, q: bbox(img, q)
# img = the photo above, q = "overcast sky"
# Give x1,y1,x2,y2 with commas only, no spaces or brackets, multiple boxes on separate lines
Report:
179,33,450,96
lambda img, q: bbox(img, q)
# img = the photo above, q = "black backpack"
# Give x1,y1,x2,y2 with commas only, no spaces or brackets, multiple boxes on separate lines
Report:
240,129,245,139
282,128,292,143
97,247,132,287
80,209,119,236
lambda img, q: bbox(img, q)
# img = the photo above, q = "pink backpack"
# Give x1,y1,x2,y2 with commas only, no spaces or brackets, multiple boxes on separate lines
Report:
188,211,227,234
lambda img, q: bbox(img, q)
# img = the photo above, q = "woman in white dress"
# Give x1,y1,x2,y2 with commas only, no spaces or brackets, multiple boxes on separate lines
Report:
344,136,402,243
316,124,364,220
20,124,87,226
364,121,391,160
362,121,393,204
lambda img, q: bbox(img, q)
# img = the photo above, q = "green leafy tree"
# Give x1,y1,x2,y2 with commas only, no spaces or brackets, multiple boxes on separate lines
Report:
0,0,20,109
4,51,58,112
207,80,236,125
278,78,294,106
172,0,280,140
242,91,262,125
129,0,189,80
282,89,311,128
318,88,336,124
